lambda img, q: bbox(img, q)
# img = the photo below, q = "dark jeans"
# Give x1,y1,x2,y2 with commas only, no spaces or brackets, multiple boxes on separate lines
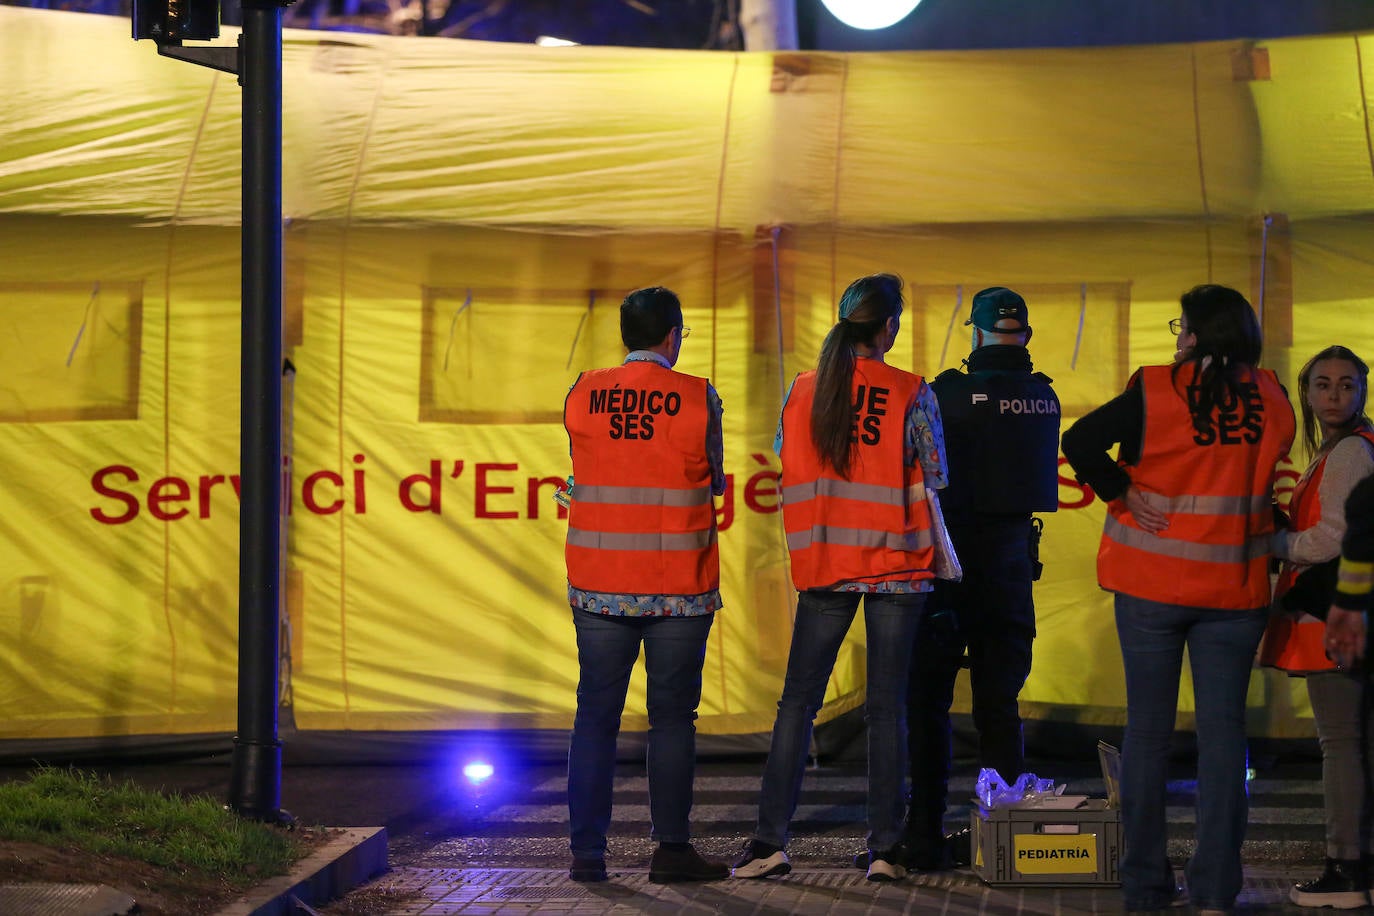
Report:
906,517,1035,851
1114,593,1266,911
754,589,926,853
567,609,714,859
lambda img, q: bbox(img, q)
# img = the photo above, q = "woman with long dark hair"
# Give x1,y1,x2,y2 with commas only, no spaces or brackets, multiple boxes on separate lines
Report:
1062,284,1296,913
733,273,948,882
1260,345,1374,907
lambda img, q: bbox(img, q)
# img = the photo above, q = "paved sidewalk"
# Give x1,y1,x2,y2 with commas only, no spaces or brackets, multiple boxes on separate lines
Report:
319,760,1325,914
353,864,1300,914
0,755,1321,914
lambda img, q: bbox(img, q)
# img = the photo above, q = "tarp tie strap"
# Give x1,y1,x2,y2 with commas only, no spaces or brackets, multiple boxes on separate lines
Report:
442,288,472,372
770,225,786,404
1072,283,1087,370
1258,213,1271,328
938,285,963,370
65,282,100,367
567,290,594,370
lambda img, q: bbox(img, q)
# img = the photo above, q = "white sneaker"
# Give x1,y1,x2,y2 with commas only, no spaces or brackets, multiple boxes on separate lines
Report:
867,856,907,882
732,846,791,879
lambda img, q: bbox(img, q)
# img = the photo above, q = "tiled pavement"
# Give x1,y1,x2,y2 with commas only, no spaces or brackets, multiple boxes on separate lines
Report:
358,865,1302,915
325,765,1328,914
0,755,1328,914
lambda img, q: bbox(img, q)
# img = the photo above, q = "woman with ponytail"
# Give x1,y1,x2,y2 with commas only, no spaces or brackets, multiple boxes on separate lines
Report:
733,273,948,883
1063,284,1296,913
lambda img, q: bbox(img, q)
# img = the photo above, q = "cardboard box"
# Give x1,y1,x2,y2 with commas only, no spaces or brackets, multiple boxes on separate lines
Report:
971,797,1122,886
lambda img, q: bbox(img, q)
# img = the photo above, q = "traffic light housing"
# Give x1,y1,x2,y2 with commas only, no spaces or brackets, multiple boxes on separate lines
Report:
133,0,220,43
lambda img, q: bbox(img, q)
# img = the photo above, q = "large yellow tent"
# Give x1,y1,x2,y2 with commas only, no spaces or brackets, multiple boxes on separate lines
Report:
2,6,1373,752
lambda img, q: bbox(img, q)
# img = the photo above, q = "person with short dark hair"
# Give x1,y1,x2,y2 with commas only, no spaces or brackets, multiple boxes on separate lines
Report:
733,273,948,883
1062,284,1296,913
562,286,728,885
899,286,1060,871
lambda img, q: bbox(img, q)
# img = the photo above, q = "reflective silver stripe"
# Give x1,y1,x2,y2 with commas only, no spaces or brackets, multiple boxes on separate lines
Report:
786,525,934,553
781,478,926,507
567,527,717,551
1135,491,1270,517
1102,515,1269,564
575,484,713,507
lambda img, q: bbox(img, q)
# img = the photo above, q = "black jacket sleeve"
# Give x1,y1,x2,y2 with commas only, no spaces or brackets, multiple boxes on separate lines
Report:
1060,382,1143,504
1334,474,1374,613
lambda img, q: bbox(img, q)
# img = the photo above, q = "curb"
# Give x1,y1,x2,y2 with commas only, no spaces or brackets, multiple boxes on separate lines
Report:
215,826,388,916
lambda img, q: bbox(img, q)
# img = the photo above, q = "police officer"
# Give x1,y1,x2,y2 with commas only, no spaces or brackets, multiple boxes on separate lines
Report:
904,286,1061,869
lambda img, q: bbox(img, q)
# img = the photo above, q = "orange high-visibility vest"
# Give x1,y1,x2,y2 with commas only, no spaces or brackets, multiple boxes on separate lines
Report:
779,360,935,591
1097,364,1295,610
563,361,718,597
1261,427,1374,673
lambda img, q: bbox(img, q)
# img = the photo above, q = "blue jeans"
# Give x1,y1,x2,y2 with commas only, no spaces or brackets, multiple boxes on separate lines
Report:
1114,593,1267,911
568,609,714,859
755,589,925,853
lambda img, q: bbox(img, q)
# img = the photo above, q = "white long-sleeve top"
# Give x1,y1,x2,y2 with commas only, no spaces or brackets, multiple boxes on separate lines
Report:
1273,433,1374,565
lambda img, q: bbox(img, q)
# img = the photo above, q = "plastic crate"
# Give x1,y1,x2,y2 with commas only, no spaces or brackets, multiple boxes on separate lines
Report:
971,797,1122,886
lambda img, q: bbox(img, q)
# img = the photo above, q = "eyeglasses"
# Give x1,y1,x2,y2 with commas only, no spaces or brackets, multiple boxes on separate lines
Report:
1168,318,1191,335
679,326,692,338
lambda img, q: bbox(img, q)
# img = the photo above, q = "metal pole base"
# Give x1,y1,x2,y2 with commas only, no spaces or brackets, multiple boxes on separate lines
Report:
227,736,291,824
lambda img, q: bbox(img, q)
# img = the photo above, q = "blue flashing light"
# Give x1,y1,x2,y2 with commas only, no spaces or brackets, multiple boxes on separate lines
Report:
463,761,495,785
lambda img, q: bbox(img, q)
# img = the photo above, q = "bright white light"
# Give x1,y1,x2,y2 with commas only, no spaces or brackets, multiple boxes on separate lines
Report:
463,761,495,784
820,0,921,30
535,35,579,47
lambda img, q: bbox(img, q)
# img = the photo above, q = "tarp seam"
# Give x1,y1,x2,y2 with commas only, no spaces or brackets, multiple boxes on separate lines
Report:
335,46,392,721
826,56,851,703
1357,36,1374,196
829,57,851,310
160,71,223,719
710,52,739,383
1189,46,1213,281
710,52,739,715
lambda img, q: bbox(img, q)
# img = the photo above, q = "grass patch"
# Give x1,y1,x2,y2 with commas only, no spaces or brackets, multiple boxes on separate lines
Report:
0,767,306,883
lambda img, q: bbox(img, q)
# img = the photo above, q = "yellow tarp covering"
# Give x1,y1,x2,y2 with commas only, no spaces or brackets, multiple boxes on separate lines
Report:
3,7,1374,743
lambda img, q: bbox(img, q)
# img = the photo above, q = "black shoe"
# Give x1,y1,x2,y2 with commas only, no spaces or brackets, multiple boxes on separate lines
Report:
649,843,729,883
569,856,607,882
1290,858,1368,909
944,827,972,867
903,833,951,872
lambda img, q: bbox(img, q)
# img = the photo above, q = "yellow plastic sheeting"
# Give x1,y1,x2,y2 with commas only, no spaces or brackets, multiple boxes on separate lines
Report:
5,213,1374,742
4,8,1374,743
4,10,1374,227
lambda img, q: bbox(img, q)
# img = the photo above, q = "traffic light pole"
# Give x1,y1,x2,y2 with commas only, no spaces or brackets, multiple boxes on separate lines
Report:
226,0,287,822
136,0,289,823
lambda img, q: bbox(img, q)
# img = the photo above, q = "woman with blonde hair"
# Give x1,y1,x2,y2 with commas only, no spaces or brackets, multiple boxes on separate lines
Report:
1260,345,1374,908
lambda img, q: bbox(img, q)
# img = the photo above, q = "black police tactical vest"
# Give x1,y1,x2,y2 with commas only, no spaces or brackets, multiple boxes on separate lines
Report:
932,363,1060,519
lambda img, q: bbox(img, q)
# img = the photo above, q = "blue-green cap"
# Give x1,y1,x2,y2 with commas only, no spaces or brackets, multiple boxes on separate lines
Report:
965,287,1029,332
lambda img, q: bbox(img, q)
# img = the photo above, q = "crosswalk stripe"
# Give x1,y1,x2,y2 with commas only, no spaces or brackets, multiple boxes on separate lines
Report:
533,775,1323,796
487,803,1323,826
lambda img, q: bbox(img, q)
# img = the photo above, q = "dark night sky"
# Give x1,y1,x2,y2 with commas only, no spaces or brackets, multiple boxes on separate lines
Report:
9,0,1374,49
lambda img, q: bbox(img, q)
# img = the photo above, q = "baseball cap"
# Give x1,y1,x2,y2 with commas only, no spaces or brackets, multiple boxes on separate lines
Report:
965,286,1029,333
